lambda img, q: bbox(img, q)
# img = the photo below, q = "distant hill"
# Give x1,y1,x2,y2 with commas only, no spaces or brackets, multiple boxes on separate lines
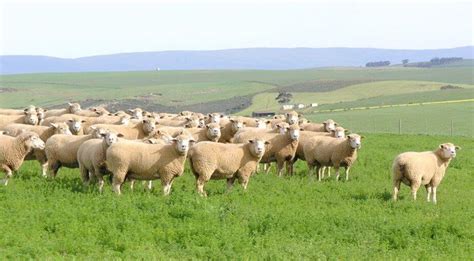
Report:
1,46,472,74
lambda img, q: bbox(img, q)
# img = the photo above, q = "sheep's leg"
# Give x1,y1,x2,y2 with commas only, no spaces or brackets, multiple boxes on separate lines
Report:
256,164,261,173
238,174,250,190
129,179,135,191
1,165,13,186
345,167,351,181
334,167,340,181
112,173,125,195
276,160,284,177
196,177,208,197
316,166,322,181
327,167,332,177
226,177,236,191
146,181,153,191
306,161,313,177
41,162,48,177
321,167,326,179
161,179,173,196
432,186,438,204
393,179,401,201
48,160,60,178
264,163,272,174
79,165,90,186
410,181,420,201
425,185,432,202
98,175,105,193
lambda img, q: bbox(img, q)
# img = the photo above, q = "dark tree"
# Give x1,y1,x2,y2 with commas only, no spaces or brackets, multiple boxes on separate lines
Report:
402,59,409,66
275,92,293,104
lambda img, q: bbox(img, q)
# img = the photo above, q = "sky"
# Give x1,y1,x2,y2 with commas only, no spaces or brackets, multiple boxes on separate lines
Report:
0,0,472,58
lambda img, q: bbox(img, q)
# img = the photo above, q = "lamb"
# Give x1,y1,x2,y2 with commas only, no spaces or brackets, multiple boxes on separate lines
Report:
45,127,107,177
77,131,123,192
44,102,82,117
219,117,245,143
303,134,362,181
392,143,460,204
300,119,338,132
188,138,268,196
0,111,40,129
3,123,72,176
185,123,222,142
0,132,45,185
85,118,157,139
233,125,300,176
106,134,195,195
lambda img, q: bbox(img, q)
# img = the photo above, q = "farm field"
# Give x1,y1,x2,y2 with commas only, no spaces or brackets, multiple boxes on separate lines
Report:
0,134,472,259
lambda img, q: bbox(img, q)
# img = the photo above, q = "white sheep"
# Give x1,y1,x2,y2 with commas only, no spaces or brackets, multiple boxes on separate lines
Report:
106,134,195,195
85,118,157,139
392,143,460,204
188,138,268,196
0,111,40,128
44,102,82,117
219,117,245,143
304,134,362,181
0,132,45,185
0,105,36,115
300,119,338,132
3,123,72,176
45,127,107,177
185,123,222,142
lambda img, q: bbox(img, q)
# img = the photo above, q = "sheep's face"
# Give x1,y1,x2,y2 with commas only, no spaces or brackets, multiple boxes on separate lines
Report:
35,108,46,120
332,127,346,139
173,135,195,155
439,143,460,159
275,123,290,134
299,118,310,125
324,119,337,132
286,112,299,125
248,138,269,157
185,117,200,128
129,109,143,120
90,127,107,138
51,123,73,135
347,134,362,149
142,118,157,134
24,112,39,125
206,123,222,140
23,133,45,150
208,113,222,124
230,119,245,132
287,125,300,141
104,132,122,146
119,115,131,125
68,119,86,134
255,119,267,129
68,103,81,113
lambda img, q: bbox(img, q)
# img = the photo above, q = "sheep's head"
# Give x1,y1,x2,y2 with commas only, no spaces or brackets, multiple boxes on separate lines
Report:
275,122,290,134
323,119,337,132
119,115,131,125
179,111,193,117
230,118,245,132
68,102,81,113
286,111,299,125
172,134,195,155
208,113,224,124
248,138,269,158
255,119,267,129
273,114,286,120
142,118,157,134
19,132,45,150
128,108,144,119
438,143,461,159
331,127,347,139
50,122,72,135
206,123,222,141
347,134,362,149
35,107,46,120
184,116,200,128
286,125,300,141
68,118,86,135
91,107,109,116
89,126,108,138
101,131,123,146
147,130,173,144
298,118,310,125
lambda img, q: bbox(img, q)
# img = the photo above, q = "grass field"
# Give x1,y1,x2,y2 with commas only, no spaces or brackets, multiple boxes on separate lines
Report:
0,134,472,259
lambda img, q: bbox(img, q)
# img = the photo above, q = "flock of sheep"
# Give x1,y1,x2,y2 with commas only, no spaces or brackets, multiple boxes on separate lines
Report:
0,103,461,203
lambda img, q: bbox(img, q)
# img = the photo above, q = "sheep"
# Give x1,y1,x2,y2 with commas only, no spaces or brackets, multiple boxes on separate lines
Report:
45,127,107,177
44,102,81,117
285,111,300,125
288,126,347,176
77,131,123,192
206,113,225,124
3,122,72,177
0,105,36,115
0,111,40,129
128,108,145,120
303,134,362,181
85,118,157,139
74,107,109,117
392,143,460,204
158,116,201,128
300,119,338,132
106,134,195,195
219,117,246,143
152,126,189,138
188,138,269,196
233,125,300,176
0,132,45,185
298,118,310,125
184,123,222,142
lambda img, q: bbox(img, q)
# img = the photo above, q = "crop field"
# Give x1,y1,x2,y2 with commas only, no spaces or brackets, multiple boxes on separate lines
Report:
0,134,472,259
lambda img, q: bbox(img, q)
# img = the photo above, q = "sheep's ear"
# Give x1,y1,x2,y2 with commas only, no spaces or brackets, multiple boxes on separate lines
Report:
455,146,461,150
117,133,124,138
142,119,147,123
276,123,281,128
42,109,48,112
184,124,191,128
205,124,210,128
90,126,97,130
108,113,113,116
220,114,225,118
68,120,73,123
208,114,212,118
81,120,87,123
68,102,73,106
439,144,445,149
330,129,336,133
360,135,365,139
266,120,271,124
334,122,339,126
189,139,196,143
230,119,235,123
248,140,254,144
50,123,58,128
344,129,351,134
265,141,270,145
100,133,107,138
300,127,304,131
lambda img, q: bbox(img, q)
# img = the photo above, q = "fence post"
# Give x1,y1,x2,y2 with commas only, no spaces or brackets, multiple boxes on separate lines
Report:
451,120,453,136
399,119,402,134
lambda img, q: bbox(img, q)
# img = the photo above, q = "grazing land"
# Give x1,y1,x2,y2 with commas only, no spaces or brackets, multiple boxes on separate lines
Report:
0,134,472,259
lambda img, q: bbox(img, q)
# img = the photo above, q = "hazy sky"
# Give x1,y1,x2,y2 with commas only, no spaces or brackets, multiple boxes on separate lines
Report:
0,0,472,58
